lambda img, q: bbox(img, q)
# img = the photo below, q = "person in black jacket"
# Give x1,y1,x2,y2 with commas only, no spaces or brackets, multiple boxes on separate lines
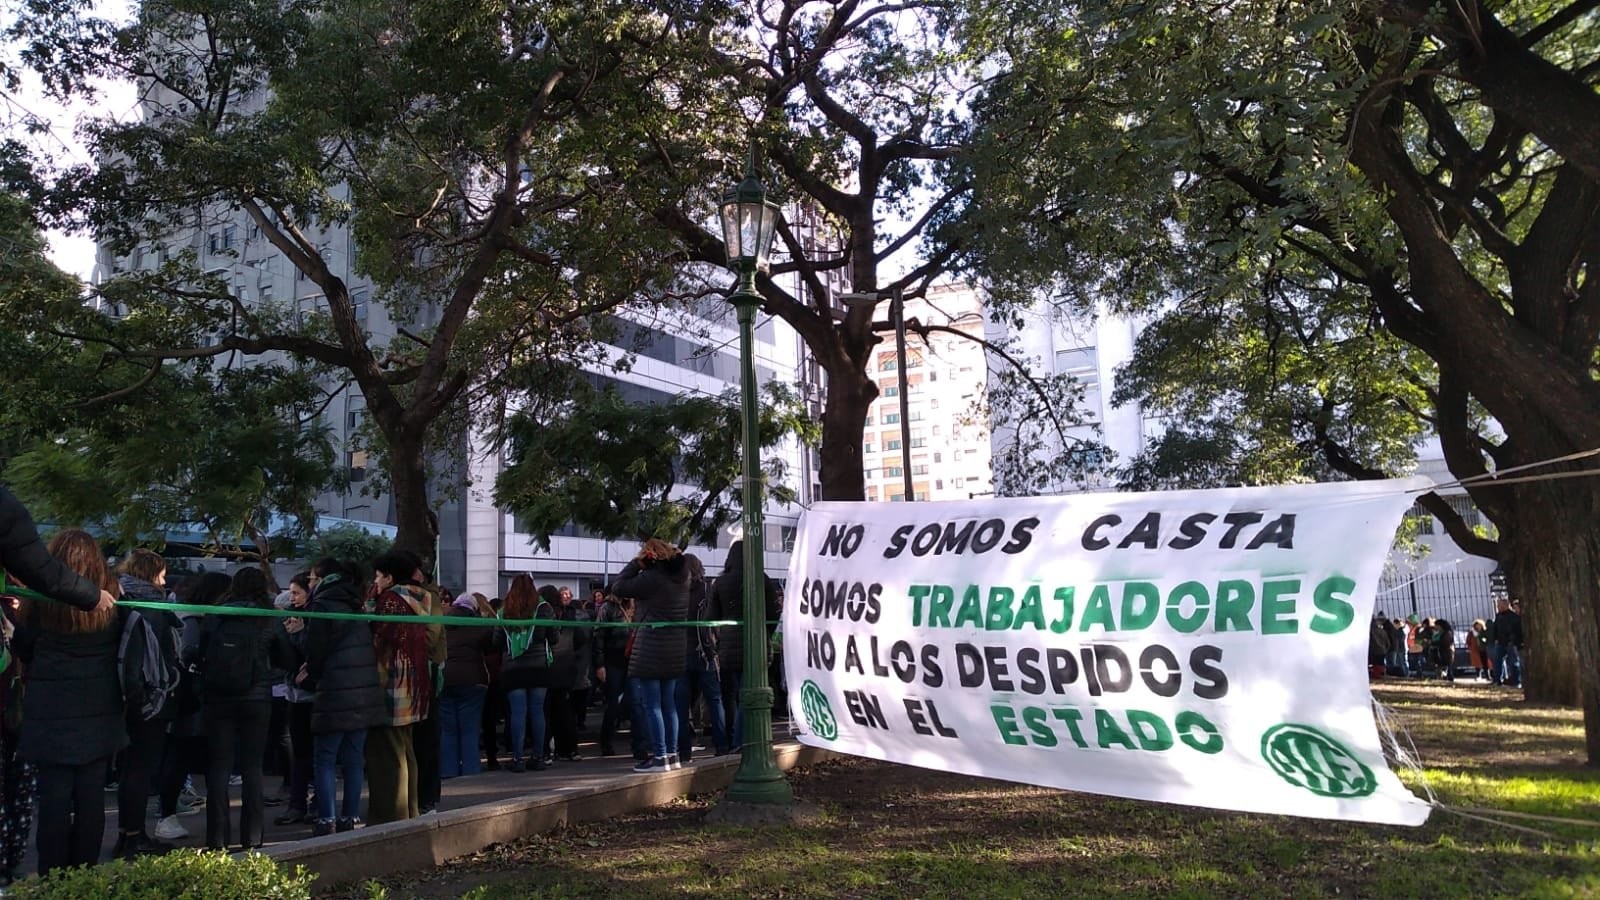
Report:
593,591,641,758
498,575,557,772
708,540,780,751
301,558,385,836
611,538,690,772
0,485,116,614
542,584,589,762
675,555,727,760
1490,598,1525,687
187,567,295,850
438,595,495,778
112,549,183,857
13,529,126,876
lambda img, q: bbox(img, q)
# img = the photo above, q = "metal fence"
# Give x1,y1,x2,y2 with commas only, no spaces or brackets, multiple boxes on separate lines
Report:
1375,569,1496,637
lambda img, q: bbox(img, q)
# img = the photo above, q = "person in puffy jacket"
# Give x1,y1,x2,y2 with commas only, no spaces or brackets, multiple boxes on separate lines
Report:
301,558,384,836
439,594,496,778
13,529,125,876
112,549,183,857
708,540,779,749
611,538,690,772
0,485,115,614
187,566,294,850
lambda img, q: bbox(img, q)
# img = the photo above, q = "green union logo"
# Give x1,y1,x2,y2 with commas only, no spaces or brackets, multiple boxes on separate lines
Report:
1260,724,1377,798
800,680,839,741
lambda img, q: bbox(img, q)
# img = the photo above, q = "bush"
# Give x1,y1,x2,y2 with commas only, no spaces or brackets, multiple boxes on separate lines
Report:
8,850,315,899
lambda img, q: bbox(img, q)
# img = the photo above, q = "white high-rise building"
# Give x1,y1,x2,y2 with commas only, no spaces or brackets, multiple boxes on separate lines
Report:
985,302,1162,494
95,87,811,594
860,282,993,501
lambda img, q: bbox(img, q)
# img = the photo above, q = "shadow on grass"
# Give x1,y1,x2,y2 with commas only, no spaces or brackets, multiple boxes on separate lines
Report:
338,687,1598,900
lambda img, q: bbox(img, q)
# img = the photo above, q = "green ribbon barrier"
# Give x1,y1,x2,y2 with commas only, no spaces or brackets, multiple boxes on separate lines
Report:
0,580,738,629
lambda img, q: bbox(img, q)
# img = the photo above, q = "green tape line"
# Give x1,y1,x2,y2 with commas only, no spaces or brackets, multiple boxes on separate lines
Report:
0,582,738,629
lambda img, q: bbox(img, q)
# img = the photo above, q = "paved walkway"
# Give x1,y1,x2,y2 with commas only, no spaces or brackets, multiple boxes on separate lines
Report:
22,717,799,878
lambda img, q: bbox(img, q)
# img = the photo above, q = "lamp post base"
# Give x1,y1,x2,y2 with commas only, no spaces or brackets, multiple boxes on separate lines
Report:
704,797,824,827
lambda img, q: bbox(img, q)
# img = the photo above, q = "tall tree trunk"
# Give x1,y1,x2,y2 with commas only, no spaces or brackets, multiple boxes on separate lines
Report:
388,434,437,563
1499,476,1600,765
818,370,876,501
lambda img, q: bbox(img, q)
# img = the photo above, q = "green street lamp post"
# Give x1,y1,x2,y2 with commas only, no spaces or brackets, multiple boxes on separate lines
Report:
716,154,794,809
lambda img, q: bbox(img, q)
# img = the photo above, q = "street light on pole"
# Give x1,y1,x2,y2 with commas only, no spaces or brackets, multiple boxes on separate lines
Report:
709,149,798,816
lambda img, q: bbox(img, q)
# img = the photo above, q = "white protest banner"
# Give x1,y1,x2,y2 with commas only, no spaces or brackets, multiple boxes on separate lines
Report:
782,479,1431,826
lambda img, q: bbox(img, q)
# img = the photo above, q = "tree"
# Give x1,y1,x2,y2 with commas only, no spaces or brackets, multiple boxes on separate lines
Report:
0,193,338,572
10,0,745,560
962,0,1600,762
305,522,391,574
643,0,1091,503
494,365,817,548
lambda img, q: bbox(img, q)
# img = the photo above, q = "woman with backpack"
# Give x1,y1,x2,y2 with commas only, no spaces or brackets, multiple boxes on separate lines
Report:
188,567,294,850
112,548,183,858
13,529,126,876
301,558,384,836
611,538,691,773
498,575,555,772
365,551,435,824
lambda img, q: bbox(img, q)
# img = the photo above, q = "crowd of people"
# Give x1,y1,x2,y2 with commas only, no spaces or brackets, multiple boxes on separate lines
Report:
0,485,780,881
1368,598,1526,687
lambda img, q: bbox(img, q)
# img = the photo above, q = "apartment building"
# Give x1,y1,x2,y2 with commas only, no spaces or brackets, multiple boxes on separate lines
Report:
861,283,993,502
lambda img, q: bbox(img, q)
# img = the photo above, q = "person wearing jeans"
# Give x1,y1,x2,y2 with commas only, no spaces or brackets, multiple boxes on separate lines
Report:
498,574,556,772
440,595,496,778
312,730,366,825
708,540,780,757
610,539,692,772
301,558,385,836
505,685,548,771
676,558,727,760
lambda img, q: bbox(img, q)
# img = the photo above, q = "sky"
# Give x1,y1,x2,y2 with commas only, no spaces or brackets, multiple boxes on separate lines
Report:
6,0,136,281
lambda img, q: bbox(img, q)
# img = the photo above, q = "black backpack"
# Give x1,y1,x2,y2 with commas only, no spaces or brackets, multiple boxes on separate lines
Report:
202,614,262,696
117,610,183,720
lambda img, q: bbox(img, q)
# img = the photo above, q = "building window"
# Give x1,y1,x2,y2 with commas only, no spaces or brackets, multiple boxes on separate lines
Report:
349,449,368,482
929,371,938,382
910,438,927,448
884,466,903,478
933,452,942,463
932,425,941,435
885,439,901,451
882,385,899,397
935,479,944,489
880,358,898,372
884,413,900,424
888,493,904,502
953,448,963,460
863,443,874,454
955,477,965,488
906,355,923,368
912,464,929,475
915,491,929,500
864,415,874,426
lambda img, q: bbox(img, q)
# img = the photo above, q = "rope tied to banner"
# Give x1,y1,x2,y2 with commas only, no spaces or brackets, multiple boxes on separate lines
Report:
0,579,739,629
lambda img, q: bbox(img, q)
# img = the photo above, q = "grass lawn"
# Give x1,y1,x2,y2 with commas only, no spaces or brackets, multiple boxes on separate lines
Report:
344,680,1598,899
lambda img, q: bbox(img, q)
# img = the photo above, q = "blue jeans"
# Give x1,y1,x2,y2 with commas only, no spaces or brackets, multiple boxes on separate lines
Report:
437,684,488,778
676,663,728,757
506,686,547,764
629,676,679,761
1490,644,1522,686
313,729,366,822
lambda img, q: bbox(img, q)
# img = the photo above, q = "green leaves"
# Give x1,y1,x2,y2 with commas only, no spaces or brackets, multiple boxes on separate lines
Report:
494,368,815,549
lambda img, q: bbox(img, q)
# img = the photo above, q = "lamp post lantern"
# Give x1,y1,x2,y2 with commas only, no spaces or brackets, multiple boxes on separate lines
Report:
715,152,794,809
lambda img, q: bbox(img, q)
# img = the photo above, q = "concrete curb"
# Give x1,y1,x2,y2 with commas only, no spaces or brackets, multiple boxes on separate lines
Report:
263,742,836,887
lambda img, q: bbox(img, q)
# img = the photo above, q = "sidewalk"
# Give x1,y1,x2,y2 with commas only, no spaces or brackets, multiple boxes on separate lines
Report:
50,721,822,888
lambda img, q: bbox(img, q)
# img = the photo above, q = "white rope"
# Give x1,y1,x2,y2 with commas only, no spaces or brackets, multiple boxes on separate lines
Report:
1411,446,1600,494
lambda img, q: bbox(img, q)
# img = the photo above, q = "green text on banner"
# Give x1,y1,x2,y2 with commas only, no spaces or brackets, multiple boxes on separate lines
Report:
782,479,1431,826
